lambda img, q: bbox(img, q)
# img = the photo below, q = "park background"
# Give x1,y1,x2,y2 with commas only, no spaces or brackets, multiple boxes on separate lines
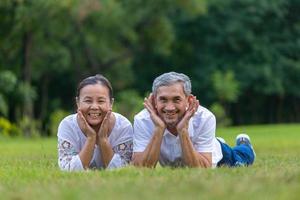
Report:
0,0,299,199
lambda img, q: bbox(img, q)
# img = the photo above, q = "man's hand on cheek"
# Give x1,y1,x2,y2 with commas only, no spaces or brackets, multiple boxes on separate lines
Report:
176,95,199,134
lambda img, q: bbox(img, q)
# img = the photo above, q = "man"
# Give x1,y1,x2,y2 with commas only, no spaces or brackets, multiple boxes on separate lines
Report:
132,72,255,168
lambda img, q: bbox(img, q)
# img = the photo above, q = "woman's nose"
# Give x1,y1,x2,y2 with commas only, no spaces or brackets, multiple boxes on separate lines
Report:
90,101,99,108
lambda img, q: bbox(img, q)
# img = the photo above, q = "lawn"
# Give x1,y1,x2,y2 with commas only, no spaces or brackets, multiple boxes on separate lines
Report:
0,124,300,200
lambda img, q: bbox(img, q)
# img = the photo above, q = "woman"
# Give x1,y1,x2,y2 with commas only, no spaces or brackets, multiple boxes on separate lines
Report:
57,74,133,171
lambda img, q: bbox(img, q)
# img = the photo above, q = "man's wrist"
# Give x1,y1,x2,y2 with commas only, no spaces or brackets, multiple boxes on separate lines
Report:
155,126,165,134
178,129,189,136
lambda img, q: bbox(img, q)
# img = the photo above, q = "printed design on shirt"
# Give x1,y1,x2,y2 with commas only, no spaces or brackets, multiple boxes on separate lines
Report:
58,138,78,169
112,140,133,165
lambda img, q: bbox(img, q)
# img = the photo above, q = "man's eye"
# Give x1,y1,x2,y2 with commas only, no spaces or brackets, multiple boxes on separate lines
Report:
84,100,92,103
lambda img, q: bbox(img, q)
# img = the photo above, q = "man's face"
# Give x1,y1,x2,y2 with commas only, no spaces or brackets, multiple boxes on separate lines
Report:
154,83,189,128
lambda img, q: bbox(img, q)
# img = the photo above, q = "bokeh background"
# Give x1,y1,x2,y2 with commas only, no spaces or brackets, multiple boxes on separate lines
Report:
0,0,299,137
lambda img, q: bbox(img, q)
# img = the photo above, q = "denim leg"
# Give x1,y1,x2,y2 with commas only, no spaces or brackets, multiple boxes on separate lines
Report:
217,140,255,167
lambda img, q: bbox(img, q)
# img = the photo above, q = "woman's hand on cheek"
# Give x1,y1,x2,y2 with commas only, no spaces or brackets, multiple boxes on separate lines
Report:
77,109,96,138
98,110,112,139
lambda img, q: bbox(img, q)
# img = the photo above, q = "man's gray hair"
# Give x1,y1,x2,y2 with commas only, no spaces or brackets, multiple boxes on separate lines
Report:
152,72,192,96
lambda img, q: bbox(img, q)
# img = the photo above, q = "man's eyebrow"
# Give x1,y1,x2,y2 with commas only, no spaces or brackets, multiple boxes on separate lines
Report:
158,96,167,100
173,96,182,99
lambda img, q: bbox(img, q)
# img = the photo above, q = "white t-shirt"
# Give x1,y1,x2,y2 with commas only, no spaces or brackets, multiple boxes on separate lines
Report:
133,106,223,168
57,112,133,171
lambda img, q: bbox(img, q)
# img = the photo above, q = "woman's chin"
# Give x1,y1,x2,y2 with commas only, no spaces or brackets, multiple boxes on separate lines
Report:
87,119,102,127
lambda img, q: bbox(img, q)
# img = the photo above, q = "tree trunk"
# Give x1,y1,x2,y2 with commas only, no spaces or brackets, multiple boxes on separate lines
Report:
22,31,33,119
39,74,49,130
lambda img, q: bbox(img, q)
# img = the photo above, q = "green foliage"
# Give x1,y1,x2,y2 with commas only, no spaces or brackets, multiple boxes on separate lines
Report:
171,0,300,123
210,70,239,126
0,117,21,137
17,116,41,138
16,82,37,106
0,70,17,93
113,90,144,122
0,94,8,117
0,0,299,131
49,109,70,137
212,70,240,103
0,70,17,117
210,102,231,127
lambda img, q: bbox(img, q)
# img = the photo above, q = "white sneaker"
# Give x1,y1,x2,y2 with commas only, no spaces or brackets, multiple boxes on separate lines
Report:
236,133,256,158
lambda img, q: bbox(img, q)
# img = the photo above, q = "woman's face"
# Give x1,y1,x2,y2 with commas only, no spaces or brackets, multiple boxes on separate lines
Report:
76,83,112,127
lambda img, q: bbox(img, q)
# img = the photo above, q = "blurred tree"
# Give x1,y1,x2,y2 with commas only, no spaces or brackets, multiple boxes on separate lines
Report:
211,70,240,126
0,70,17,117
113,89,144,122
171,0,300,124
0,0,299,137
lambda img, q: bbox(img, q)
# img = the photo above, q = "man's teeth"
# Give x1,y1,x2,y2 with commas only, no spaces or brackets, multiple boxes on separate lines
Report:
89,113,101,117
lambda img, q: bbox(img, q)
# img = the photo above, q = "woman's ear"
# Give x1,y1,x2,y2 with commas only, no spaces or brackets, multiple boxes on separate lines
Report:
76,97,80,109
110,98,114,109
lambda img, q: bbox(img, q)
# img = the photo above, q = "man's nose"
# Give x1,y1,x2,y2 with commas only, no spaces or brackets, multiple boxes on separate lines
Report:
165,102,175,111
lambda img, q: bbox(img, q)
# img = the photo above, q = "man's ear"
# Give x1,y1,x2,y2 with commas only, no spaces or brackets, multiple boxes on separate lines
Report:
188,95,193,103
186,95,193,109
151,93,157,108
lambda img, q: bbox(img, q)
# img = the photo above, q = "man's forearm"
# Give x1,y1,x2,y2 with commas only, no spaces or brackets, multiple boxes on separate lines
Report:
179,131,211,168
133,127,164,168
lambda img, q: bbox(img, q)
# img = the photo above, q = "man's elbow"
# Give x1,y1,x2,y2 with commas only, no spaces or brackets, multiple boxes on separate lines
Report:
199,158,212,168
131,153,156,168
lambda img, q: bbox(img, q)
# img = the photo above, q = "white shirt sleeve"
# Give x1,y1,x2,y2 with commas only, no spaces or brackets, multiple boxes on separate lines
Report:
107,139,133,169
193,114,216,153
107,154,123,169
133,115,154,152
107,121,133,169
57,118,84,171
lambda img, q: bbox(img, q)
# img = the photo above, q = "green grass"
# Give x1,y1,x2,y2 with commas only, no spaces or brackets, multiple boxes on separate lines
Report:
1,124,300,200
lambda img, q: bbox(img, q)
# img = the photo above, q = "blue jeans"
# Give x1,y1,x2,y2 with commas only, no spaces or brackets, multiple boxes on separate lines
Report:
217,140,255,167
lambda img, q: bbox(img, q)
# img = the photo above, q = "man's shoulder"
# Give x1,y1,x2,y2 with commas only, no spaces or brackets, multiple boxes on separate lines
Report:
194,105,215,121
134,109,151,121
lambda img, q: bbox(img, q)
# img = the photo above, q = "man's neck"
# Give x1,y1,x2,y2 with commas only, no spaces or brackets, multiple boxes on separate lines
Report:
167,126,178,136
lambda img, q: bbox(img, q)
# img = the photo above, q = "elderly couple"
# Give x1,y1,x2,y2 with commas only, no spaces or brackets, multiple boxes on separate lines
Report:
57,72,255,171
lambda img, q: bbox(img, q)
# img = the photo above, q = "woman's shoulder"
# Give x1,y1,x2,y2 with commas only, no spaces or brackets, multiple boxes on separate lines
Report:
109,112,133,143
59,114,77,127
57,113,79,138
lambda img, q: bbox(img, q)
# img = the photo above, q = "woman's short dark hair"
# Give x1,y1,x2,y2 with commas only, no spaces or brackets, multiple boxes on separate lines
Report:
76,74,113,103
